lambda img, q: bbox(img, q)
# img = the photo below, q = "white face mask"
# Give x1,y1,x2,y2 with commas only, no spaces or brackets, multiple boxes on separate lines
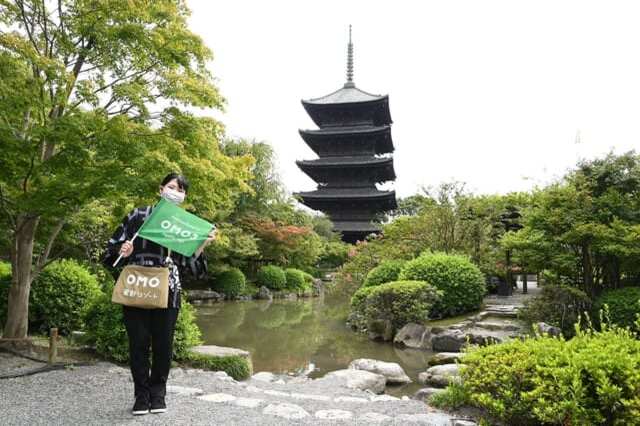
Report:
161,187,185,205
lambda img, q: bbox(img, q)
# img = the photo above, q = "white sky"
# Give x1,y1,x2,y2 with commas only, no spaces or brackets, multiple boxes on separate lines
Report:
187,0,640,198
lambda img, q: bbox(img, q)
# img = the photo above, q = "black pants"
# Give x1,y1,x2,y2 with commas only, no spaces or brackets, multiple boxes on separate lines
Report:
122,306,179,399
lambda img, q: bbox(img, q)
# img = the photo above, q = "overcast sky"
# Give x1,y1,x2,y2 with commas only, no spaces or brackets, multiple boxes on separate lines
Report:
187,0,640,198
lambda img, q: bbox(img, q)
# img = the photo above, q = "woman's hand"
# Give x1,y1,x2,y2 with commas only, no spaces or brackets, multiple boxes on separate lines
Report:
202,229,217,248
119,240,134,258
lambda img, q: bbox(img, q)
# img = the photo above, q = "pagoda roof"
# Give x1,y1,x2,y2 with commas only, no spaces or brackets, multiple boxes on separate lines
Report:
332,220,381,232
296,187,397,211
299,125,394,156
303,84,387,105
297,156,395,184
296,156,393,168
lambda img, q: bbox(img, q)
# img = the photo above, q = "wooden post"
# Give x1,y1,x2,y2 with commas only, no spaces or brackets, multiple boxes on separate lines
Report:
522,272,528,294
48,327,58,364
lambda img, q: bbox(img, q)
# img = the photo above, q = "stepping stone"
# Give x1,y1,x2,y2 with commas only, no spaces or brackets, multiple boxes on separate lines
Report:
359,412,393,422
166,385,203,396
263,389,290,397
233,397,264,408
370,395,400,402
398,413,453,424
428,352,464,366
334,396,369,403
315,409,353,420
198,393,237,403
289,392,331,402
349,358,412,384
252,372,276,383
263,403,310,419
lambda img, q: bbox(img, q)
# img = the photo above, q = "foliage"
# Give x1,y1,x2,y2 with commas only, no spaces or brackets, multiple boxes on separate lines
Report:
519,284,592,337
429,382,469,409
593,287,640,331
285,268,309,291
351,280,442,331
0,261,11,328
28,259,102,335
256,265,287,290
399,252,486,318
459,326,640,425
0,0,254,338
213,268,246,299
182,352,252,380
363,260,406,287
318,240,350,268
84,290,202,362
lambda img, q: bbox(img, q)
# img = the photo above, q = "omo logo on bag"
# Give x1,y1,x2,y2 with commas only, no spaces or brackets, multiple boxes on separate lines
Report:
125,272,161,288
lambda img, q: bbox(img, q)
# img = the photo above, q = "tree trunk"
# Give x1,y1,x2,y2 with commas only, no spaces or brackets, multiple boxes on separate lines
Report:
582,243,594,298
3,214,39,339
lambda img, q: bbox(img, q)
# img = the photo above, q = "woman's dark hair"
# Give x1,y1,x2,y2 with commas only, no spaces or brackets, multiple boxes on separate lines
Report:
161,172,189,192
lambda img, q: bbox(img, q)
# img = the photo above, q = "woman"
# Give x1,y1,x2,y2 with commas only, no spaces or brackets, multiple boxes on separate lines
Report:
103,173,216,416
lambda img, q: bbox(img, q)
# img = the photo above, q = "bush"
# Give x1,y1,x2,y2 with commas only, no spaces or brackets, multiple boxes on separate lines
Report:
213,268,246,299
519,284,591,337
593,287,640,331
285,268,309,291
0,261,11,328
363,260,405,287
399,252,486,318
302,271,314,285
28,259,102,335
257,265,286,290
84,289,203,362
458,327,640,425
351,280,441,331
183,352,252,380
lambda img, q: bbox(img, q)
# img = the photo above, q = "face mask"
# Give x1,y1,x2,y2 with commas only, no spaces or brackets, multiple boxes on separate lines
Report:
161,188,185,205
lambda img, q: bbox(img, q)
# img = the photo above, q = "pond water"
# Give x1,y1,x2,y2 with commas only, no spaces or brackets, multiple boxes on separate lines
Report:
194,293,436,396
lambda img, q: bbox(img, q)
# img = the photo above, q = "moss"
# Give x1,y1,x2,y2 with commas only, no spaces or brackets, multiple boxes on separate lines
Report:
182,352,252,380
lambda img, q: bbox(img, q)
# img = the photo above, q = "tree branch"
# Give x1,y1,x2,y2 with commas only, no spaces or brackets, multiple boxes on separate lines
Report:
35,217,66,275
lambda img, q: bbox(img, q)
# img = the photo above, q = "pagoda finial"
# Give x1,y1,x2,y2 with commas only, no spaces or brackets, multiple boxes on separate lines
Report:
345,25,355,88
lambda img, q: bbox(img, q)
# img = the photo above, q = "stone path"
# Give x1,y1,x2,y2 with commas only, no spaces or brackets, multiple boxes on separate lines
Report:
0,360,477,425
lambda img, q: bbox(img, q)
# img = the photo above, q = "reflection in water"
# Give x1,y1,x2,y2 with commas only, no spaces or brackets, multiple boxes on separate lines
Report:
195,294,434,396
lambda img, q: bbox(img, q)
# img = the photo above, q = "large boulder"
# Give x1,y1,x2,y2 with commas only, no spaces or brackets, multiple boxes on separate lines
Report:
257,286,272,300
393,323,431,349
427,352,464,366
418,363,463,388
430,329,467,352
413,387,445,401
320,369,386,394
536,322,562,337
191,345,250,361
348,359,411,384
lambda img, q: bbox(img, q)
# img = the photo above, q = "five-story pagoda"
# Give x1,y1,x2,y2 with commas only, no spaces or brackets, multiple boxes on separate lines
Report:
295,27,397,243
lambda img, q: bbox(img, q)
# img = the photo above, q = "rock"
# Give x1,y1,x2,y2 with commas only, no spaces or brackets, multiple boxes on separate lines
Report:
367,319,394,341
333,396,369,403
536,322,562,337
186,289,224,302
393,323,431,349
418,363,463,388
315,409,353,420
264,390,290,397
251,372,277,383
359,412,393,422
414,387,445,400
370,395,399,402
191,345,251,361
263,403,310,420
475,320,521,332
166,385,203,396
430,329,467,352
289,392,331,402
452,420,477,426
349,358,411,384
233,397,264,408
312,278,324,296
397,413,455,424
198,393,237,403
257,286,272,300
321,369,386,394
428,352,464,366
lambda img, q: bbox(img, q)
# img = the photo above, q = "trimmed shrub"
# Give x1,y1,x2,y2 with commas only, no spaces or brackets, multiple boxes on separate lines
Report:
182,352,252,380
519,284,591,337
285,268,308,291
458,327,640,425
363,260,406,287
213,268,246,299
257,265,286,290
0,261,11,328
399,252,486,318
302,271,314,285
84,289,202,362
593,286,640,330
29,259,102,335
351,280,441,331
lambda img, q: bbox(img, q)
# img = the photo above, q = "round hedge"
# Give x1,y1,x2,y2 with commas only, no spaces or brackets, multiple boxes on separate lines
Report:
285,268,307,291
257,265,287,290
363,260,406,287
593,287,640,330
214,268,246,299
351,280,441,331
83,290,202,362
29,259,102,335
399,252,486,318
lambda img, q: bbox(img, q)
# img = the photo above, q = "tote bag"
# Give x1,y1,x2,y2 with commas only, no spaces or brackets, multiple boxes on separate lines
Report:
111,265,169,309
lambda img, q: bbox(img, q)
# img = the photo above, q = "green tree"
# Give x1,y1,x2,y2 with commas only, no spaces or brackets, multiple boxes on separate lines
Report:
0,0,252,338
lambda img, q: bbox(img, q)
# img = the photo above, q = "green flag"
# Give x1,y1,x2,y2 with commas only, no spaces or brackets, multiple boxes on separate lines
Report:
137,198,214,257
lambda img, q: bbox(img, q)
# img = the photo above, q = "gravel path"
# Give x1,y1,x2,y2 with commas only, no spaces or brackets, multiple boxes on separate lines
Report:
0,361,475,425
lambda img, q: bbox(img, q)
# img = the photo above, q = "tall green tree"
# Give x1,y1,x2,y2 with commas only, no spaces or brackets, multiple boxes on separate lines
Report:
0,0,251,338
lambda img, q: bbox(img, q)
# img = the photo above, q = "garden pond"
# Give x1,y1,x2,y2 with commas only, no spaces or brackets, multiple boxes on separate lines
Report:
194,293,469,397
